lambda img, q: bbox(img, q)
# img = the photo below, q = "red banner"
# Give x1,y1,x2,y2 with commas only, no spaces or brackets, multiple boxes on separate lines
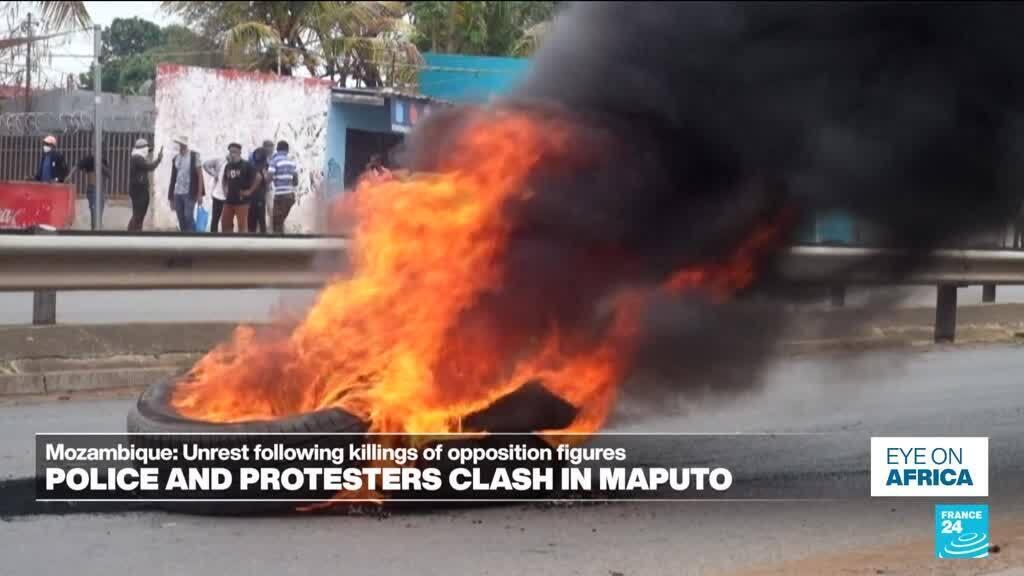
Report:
0,181,76,229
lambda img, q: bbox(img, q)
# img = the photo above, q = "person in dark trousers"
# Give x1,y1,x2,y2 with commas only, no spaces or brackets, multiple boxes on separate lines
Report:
168,136,204,232
220,143,257,233
65,152,112,228
202,153,229,233
127,138,163,231
268,140,299,234
248,148,269,234
34,135,69,183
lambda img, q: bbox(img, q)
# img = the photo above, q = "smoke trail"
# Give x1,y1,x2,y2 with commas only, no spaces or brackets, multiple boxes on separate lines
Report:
402,2,1024,407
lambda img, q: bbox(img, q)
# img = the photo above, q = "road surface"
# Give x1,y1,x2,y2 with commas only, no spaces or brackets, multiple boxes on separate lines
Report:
2,345,1023,575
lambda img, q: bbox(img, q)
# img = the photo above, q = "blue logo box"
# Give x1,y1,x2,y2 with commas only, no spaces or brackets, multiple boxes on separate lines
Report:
935,504,989,559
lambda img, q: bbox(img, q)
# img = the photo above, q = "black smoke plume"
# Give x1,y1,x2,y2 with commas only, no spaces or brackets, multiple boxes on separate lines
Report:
400,2,1024,409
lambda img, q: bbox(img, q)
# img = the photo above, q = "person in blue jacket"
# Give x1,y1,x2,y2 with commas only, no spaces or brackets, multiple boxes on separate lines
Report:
34,135,69,183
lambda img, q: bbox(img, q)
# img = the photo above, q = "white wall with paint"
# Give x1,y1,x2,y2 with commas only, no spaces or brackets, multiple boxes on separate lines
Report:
152,65,331,233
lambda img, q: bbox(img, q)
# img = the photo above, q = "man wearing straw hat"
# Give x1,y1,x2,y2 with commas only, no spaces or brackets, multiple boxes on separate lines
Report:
167,135,204,232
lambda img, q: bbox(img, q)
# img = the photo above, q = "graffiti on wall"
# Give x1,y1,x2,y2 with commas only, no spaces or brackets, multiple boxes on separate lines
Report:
152,65,331,232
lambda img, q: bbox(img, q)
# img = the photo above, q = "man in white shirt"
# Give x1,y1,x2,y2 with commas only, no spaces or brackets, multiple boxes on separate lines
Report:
202,152,230,233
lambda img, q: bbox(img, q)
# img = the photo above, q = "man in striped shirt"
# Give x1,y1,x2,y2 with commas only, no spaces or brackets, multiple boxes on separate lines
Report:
268,140,299,234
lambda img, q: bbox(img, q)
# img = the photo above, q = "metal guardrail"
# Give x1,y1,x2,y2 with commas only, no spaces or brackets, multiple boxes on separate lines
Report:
778,246,1024,285
2,236,1021,289
0,235,1017,341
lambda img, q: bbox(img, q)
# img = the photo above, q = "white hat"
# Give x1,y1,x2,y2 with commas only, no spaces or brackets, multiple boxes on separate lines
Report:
173,136,189,147
133,138,149,149
42,135,57,146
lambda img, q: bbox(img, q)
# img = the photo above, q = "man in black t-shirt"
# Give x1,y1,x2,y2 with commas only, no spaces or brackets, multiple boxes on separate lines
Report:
65,153,111,229
219,143,258,233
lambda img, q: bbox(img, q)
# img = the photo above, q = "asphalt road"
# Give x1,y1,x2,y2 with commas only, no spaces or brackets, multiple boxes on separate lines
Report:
2,345,1023,575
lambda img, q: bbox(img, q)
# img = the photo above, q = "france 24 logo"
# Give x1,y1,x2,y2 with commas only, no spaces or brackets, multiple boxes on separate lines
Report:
935,505,989,559
870,437,988,497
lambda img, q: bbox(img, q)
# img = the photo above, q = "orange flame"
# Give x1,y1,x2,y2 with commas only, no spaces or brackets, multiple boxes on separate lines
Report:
171,109,788,436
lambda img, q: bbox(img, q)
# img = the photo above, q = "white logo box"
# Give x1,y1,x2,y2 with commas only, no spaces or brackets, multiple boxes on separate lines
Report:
870,437,988,497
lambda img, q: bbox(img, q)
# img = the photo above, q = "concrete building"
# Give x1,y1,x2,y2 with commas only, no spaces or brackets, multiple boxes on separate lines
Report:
325,88,449,198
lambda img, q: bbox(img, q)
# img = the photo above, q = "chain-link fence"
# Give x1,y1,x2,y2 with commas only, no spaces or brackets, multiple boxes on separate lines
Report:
0,112,153,199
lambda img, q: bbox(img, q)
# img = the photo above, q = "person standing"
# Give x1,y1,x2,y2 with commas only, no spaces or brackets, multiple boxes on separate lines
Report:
361,153,393,185
268,140,298,234
248,148,270,234
220,143,257,233
202,152,230,233
34,135,69,183
167,136,204,232
127,138,163,231
251,139,274,164
64,153,112,228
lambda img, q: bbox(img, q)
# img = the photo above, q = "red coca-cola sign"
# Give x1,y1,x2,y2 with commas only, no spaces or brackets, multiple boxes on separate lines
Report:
0,181,76,229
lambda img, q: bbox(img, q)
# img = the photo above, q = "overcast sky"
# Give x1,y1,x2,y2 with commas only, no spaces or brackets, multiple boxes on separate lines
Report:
33,1,179,83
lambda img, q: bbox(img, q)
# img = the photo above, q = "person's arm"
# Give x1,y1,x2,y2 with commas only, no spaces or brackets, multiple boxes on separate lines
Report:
241,166,262,198
168,159,178,203
144,149,164,171
192,152,205,197
55,153,70,182
201,156,221,178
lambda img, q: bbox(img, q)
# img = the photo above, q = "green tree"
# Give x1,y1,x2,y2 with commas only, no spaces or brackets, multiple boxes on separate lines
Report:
162,1,420,88
408,1,557,57
78,18,224,95
103,17,163,62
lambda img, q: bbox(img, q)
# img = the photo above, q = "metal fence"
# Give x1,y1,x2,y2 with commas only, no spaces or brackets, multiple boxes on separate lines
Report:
0,129,153,199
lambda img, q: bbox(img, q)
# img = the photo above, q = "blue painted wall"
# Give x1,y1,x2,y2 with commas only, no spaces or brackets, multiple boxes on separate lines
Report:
420,53,530,103
325,99,391,197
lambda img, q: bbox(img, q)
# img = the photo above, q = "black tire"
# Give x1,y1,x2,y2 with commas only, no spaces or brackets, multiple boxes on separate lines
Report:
127,377,366,435
126,377,367,516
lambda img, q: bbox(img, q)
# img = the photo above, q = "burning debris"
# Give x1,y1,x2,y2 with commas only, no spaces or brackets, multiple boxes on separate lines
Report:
168,106,787,438
166,2,1024,441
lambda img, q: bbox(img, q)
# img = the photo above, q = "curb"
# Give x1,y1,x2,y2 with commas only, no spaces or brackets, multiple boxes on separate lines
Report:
0,366,186,396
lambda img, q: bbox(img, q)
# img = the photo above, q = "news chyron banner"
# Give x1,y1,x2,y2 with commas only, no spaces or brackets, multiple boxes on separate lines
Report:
38,433,863,502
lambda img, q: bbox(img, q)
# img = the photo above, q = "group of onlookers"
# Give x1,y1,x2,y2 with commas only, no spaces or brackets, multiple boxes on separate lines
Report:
33,134,299,234
168,136,300,234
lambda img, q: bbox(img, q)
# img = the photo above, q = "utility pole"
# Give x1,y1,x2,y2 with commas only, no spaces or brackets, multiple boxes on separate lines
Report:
92,24,103,231
24,13,32,114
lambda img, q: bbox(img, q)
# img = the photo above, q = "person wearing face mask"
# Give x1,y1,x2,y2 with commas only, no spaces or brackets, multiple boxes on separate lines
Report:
34,135,69,183
220,143,258,233
167,136,204,232
127,139,163,231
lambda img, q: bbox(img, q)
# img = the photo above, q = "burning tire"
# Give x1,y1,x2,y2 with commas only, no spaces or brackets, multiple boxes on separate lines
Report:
127,377,366,435
126,377,367,515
